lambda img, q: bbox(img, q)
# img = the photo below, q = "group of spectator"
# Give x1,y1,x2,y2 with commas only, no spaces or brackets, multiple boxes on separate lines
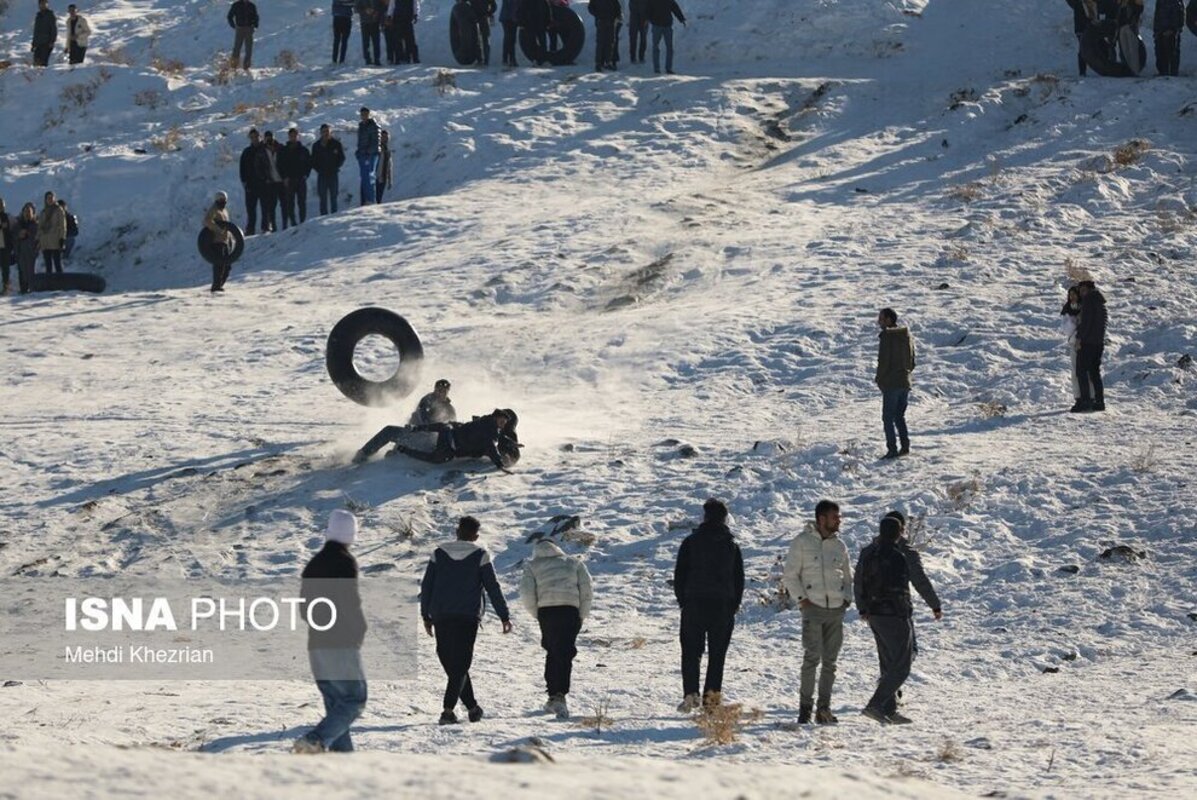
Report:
1066,0,1187,76
29,1,91,66
0,193,79,295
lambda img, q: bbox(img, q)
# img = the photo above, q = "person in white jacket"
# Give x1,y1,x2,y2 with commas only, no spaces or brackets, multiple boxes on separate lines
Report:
65,5,91,64
520,539,593,719
783,499,853,725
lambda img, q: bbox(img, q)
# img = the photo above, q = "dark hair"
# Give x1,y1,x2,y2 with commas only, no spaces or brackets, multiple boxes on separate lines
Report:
883,509,906,528
814,499,839,519
1077,280,1095,290
456,516,480,539
320,123,330,130
57,199,67,208
264,130,274,139
879,517,902,542
435,379,450,389
288,127,299,135
879,308,898,326
249,128,259,136
703,498,728,523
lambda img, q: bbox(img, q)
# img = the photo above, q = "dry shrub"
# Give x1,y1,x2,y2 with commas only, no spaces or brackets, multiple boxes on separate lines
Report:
977,400,1007,419
274,50,300,70
211,53,236,86
150,126,183,152
561,527,596,548
576,695,612,733
100,45,134,66
151,55,185,77
937,739,964,763
694,699,763,745
945,475,981,510
1112,139,1150,167
0,60,12,72
134,89,166,109
947,182,984,203
1064,257,1091,283
903,513,930,551
432,69,457,94
1130,443,1157,473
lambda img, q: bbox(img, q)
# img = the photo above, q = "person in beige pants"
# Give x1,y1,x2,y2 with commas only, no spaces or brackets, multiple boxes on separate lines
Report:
227,0,259,69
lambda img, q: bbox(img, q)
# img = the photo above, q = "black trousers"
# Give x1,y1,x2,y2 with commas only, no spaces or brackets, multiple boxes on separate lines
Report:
260,183,279,232
395,15,418,62
211,258,232,291
361,23,382,64
595,19,616,68
333,16,352,63
33,44,52,66
866,615,913,714
1076,342,1104,404
1155,30,1181,76
501,21,518,65
282,179,307,227
243,183,261,234
628,14,647,61
476,18,491,64
434,616,479,711
42,249,63,274
679,597,735,697
538,606,581,697
68,43,87,64
384,21,399,63
0,251,10,287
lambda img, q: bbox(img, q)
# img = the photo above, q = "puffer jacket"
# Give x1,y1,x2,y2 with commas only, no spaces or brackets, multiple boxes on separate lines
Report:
520,541,593,619
419,539,511,622
68,15,91,47
782,520,853,609
1077,289,1107,346
36,204,67,251
876,325,916,390
673,521,745,608
1154,0,1184,31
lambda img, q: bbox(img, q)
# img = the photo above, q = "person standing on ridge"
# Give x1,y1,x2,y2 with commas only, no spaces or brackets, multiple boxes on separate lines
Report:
1153,0,1183,76
355,107,381,207
332,0,355,64
783,499,852,725
64,4,90,65
228,0,260,70
645,0,684,74
37,191,66,275
589,0,622,71
374,129,393,204
875,307,915,459
311,124,347,215
32,0,58,67
673,498,745,712
279,127,313,228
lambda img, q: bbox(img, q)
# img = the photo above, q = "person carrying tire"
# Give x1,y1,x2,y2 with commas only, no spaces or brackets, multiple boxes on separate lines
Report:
37,191,66,276
1153,0,1183,75
355,107,381,207
589,0,622,71
204,191,235,293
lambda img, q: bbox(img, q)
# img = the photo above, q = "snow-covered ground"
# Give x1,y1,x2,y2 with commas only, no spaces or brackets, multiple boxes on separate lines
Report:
1,0,1196,797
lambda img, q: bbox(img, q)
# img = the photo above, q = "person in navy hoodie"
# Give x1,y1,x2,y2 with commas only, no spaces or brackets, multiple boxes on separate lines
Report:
332,0,355,64
420,516,513,724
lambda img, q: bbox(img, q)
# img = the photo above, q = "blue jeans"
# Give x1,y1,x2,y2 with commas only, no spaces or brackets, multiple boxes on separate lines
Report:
357,154,379,207
881,388,910,453
651,25,673,72
317,172,339,215
307,649,367,752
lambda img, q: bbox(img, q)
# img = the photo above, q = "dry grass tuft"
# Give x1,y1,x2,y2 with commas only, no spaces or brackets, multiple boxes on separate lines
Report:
1112,139,1150,167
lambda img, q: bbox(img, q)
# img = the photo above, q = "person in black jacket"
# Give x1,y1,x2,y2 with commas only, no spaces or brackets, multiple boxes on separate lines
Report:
310,124,346,216
293,510,369,753
1072,279,1107,413
0,199,12,295
1065,0,1094,75
589,0,622,71
392,0,420,63
278,128,313,228
853,511,941,720
627,0,648,63
420,516,513,724
468,0,497,65
646,0,684,74
673,498,745,712
32,0,57,67
238,129,269,235
357,408,519,470
856,516,940,725
1154,0,1184,76
357,0,384,65
228,0,259,70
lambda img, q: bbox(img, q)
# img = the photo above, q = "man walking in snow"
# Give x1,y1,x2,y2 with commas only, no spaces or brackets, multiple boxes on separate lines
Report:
520,536,593,719
32,0,57,67
311,124,346,215
64,5,90,65
278,127,313,228
293,510,369,753
646,0,684,74
420,516,513,725
227,0,259,70
876,307,915,459
1072,280,1107,413
673,498,745,712
355,107,381,207
854,510,941,721
783,499,852,725
856,515,939,725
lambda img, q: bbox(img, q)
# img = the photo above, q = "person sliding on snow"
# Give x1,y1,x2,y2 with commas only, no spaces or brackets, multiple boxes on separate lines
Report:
353,407,518,469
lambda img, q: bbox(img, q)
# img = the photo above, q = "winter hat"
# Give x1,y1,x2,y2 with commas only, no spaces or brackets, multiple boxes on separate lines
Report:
214,191,228,203
879,517,902,542
883,510,906,528
326,509,358,546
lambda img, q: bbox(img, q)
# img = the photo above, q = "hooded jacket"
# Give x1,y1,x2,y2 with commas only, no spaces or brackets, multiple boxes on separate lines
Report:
876,325,915,390
673,521,745,608
36,203,67,251
853,539,913,618
519,541,593,618
301,541,368,650
1076,288,1107,346
853,537,939,616
356,117,381,158
420,539,511,622
783,520,852,609
67,14,91,47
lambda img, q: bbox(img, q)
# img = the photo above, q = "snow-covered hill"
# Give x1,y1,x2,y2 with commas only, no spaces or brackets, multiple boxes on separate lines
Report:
1,0,1195,797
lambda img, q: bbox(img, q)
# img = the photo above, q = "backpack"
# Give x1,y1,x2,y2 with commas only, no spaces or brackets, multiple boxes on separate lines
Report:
861,541,910,614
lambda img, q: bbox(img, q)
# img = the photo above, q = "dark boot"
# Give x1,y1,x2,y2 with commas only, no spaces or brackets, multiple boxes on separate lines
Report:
798,704,812,724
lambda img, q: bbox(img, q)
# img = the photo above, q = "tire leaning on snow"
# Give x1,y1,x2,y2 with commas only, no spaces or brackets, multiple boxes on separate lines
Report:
1080,20,1134,77
31,272,107,294
518,5,585,67
325,307,425,407
196,220,246,266
449,2,481,66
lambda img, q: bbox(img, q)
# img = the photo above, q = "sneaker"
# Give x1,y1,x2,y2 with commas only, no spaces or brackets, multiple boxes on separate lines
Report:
886,711,913,724
291,735,325,754
797,704,812,724
702,691,722,709
861,706,890,725
677,693,701,713
881,450,899,460
438,710,459,725
815,708,838,725
467,705,484,723
1069,400,1093,413
554,697,570,720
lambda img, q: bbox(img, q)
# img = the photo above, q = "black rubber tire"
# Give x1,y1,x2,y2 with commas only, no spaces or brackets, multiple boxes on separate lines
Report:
31,272,107,294
1118,25,1147,75
519,5,585,66
1187,0,1197,37
197,221,245,266
1081,21,1132,77
450,2,481,66
326,307,425,407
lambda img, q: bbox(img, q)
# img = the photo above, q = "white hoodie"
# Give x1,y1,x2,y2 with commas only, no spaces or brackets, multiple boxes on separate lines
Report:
519,541,593,619
783,520,853,609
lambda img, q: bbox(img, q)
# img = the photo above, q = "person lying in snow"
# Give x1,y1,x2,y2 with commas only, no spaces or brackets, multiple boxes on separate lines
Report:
353,407,520,470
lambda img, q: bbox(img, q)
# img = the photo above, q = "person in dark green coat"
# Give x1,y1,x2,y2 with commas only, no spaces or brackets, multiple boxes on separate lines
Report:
875,307,915,459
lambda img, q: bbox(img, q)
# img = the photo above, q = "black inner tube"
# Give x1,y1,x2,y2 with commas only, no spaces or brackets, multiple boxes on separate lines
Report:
31,272,107,294
519,5,585,66
197,221,246,265
449,2,481,66
1081,20,1133,77
326,307,425,407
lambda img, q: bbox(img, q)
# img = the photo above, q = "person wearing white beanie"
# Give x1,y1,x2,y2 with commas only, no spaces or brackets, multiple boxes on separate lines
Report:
294,509,368,754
